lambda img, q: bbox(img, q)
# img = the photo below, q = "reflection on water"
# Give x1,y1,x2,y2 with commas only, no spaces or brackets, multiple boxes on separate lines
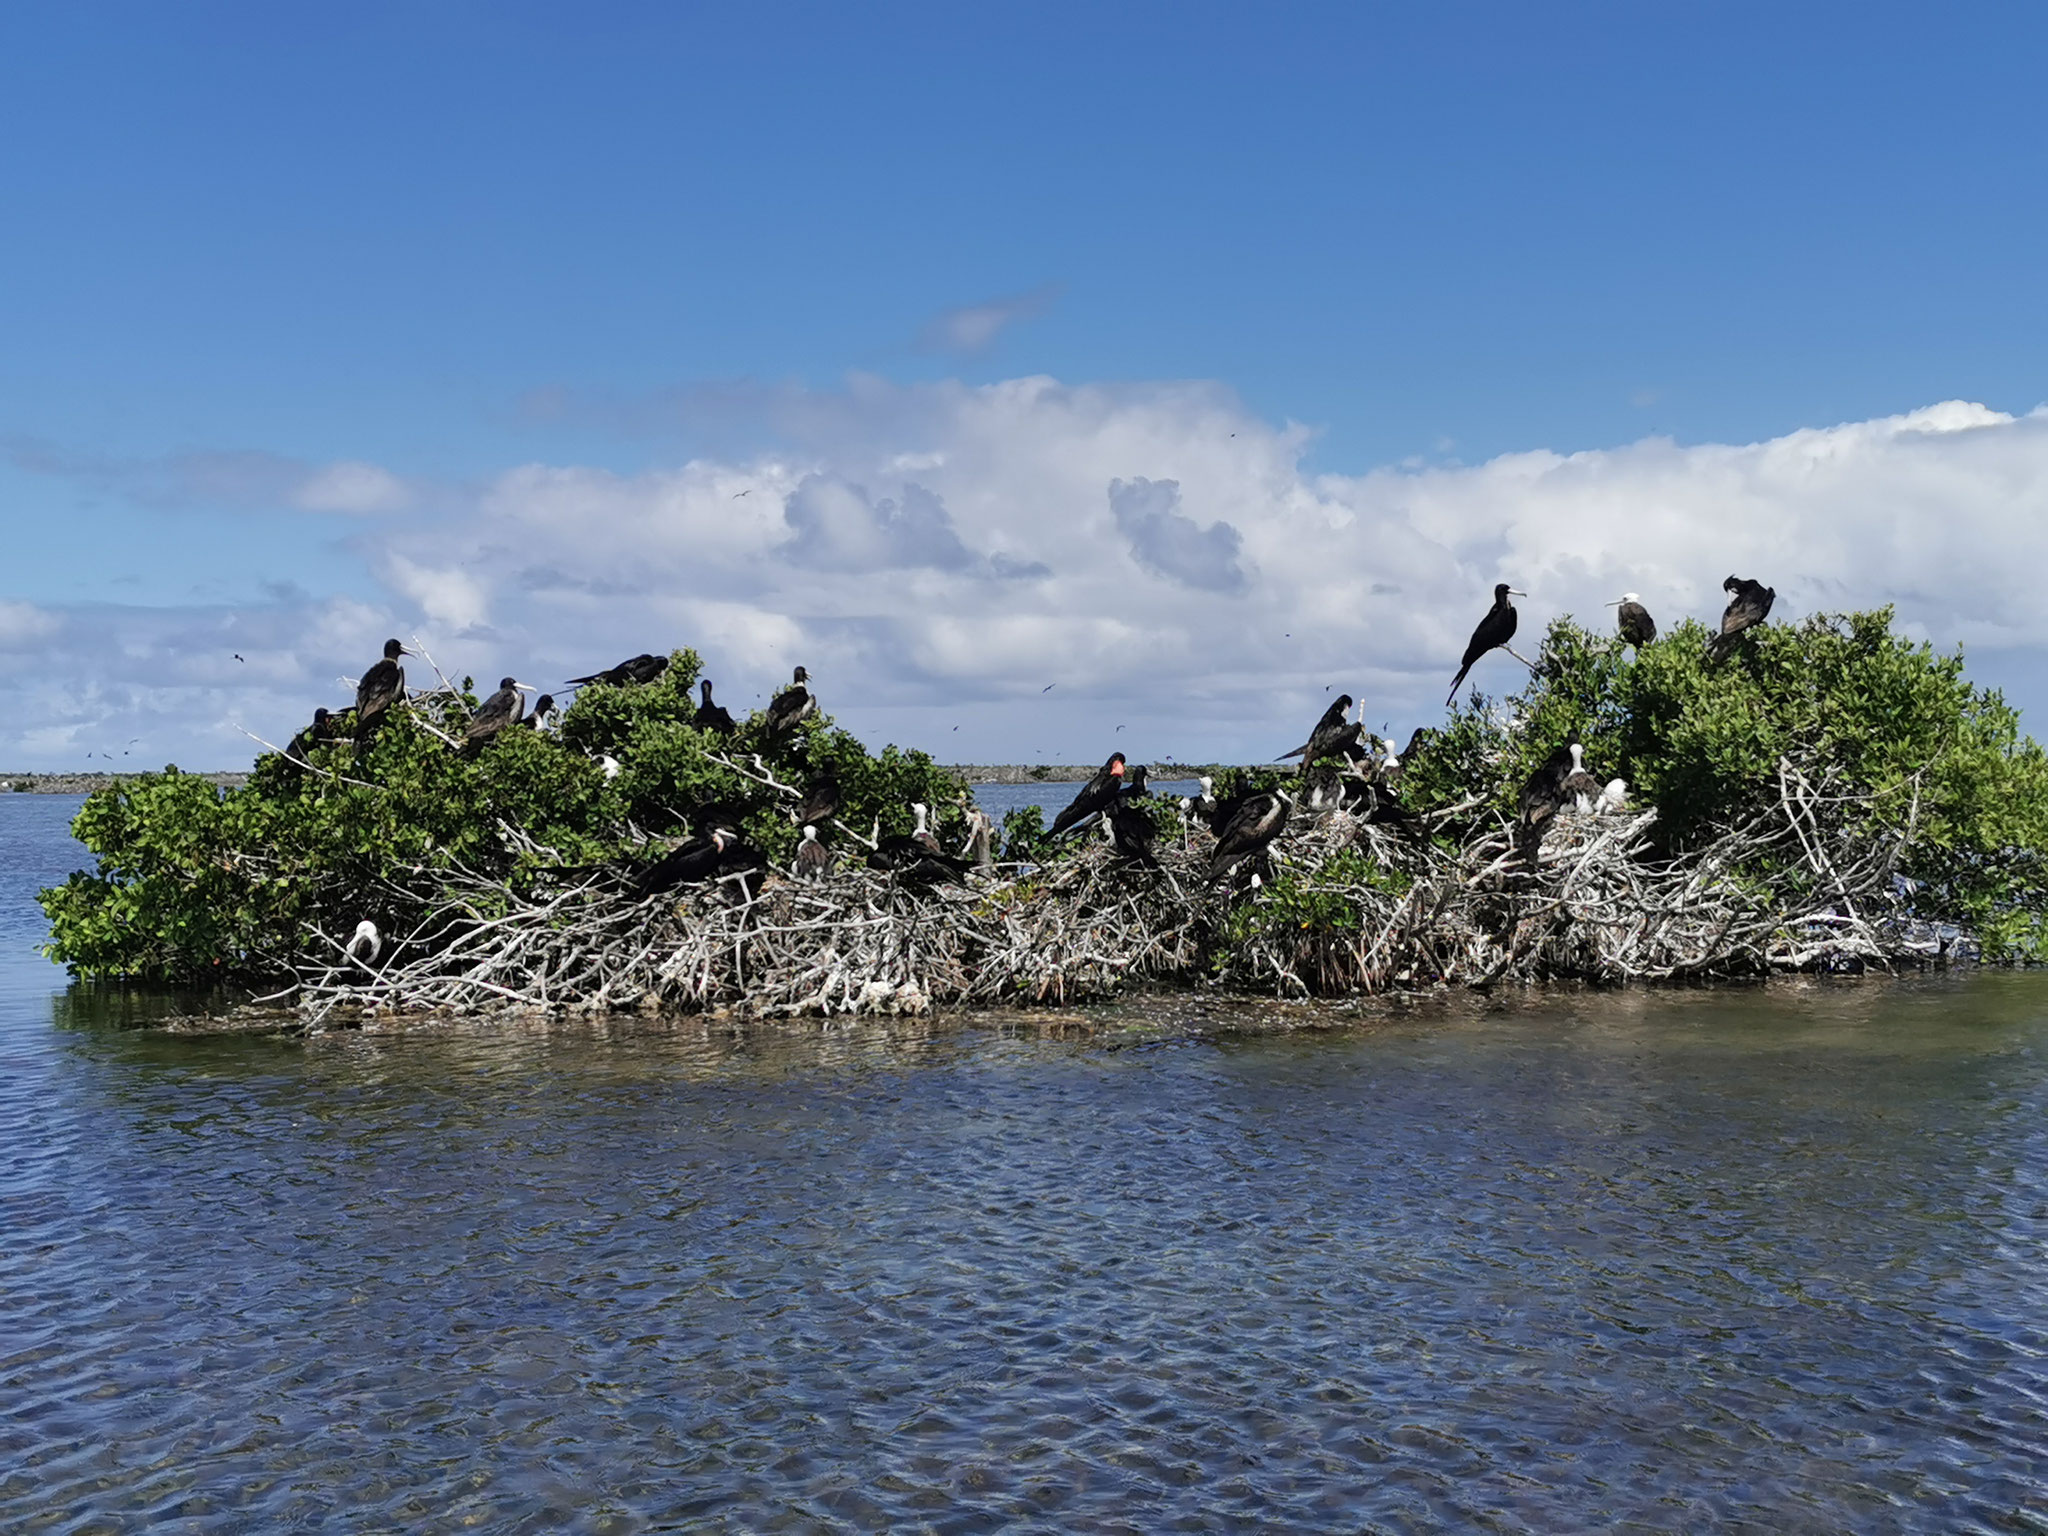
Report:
3,799,2047,1529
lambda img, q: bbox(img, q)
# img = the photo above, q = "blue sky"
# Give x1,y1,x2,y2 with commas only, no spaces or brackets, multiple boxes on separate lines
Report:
2,4,2046,767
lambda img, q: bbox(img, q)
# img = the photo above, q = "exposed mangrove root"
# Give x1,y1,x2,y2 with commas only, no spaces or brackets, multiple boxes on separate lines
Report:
286,754,1944,1027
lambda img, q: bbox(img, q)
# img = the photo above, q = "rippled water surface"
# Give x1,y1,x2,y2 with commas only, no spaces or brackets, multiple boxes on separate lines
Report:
4,795,2047,1531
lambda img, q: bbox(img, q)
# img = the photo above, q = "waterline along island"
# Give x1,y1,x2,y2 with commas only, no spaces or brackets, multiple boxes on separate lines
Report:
37,595,2048,1028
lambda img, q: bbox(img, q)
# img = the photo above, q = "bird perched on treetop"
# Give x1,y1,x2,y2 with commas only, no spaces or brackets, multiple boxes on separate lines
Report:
764,667,816,735
566,653,669,689
1708,576,1776,660
463,678,531,752
695,680,736,734
284,708,333,765
354,639,411,746
1447,584,1525,706
1608,593,1657,648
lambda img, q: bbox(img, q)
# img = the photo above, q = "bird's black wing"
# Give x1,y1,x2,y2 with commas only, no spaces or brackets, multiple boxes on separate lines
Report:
1049,766,1118,835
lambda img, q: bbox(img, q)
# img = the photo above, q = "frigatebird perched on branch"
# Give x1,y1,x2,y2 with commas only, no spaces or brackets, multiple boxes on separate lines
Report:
1516,742,1579,862
567,653,668,689
695,680,736,734
631,828,735,897
285,707,332,765
1708,575,1775,660
1447,584,1527,706
1105,800,1161,866
1279,695,1359,768
1207,789,1291,884
353,638,411,746
763,666,816,735
1050,752,1126,835
1609,593,1657,648
799,771,840,827
463,677,531,752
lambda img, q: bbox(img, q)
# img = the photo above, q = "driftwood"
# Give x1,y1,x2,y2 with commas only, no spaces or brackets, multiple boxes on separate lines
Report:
282,753,1948,1028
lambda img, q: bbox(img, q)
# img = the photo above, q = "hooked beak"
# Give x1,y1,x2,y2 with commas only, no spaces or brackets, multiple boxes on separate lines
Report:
513,680,536,692
1508,589,1527,597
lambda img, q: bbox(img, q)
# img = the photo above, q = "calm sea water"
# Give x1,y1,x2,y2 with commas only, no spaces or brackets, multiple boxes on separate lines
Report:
3,793,2046,1531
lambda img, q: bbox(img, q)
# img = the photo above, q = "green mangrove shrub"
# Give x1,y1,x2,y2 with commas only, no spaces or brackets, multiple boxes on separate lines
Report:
40,650,965,983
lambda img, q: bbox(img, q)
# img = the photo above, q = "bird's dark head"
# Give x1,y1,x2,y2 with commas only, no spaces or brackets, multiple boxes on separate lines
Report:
383,638,408,659
532,694,553,713
793,665,809,684
700,679,714,699
498,676,518,690
1723,575,1741,593
1335,693,1354,711
312,707,330,723
1495,582,1526,602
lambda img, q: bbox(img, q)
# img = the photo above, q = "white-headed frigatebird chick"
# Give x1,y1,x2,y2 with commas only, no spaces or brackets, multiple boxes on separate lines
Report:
1608,593,1657,648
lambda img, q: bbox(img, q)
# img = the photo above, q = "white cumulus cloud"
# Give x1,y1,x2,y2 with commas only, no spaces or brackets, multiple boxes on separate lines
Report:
3,379,2046,771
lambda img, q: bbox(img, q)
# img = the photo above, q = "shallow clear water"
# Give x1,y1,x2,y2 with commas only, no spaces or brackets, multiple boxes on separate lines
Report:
3,795,2046,1531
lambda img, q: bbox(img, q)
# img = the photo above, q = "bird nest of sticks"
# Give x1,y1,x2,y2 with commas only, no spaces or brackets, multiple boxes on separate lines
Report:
284,756,1941,1029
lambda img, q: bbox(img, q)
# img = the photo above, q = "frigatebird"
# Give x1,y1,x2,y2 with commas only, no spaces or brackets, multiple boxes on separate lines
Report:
1609,593,1657,648
1447,584,1525,706
354,639,411,745
764,666,816,734
1207,789,1291,884
1708,576,1775,660
567,653,668,689
1050,752,1126,835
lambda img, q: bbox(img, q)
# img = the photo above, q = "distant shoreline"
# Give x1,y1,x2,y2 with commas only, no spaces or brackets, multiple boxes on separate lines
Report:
950,763,1232,785
0,763,1233,795
1,772,250,795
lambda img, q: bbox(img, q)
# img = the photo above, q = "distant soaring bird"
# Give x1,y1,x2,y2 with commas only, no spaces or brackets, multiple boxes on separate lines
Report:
1447,584,1526,706
1708,576,1776,660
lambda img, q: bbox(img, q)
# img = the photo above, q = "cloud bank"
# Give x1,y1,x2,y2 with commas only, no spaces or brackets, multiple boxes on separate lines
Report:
5,381,2046,770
